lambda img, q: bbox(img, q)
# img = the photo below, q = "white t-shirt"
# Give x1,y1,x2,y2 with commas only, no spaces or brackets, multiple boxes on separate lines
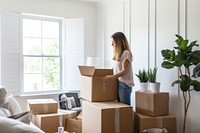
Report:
113,50,134,87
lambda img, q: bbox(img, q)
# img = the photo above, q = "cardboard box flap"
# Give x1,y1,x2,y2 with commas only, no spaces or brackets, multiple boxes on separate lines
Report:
79,66,95,76
93,69,113,77
79,66,113,77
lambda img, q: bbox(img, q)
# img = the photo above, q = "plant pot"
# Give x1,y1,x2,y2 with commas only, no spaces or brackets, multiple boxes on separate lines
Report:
140,82,148,92
149,82,160,92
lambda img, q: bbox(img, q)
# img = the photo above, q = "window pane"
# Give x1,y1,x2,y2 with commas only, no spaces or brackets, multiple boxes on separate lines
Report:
24,57,42,73
42,39,59,55
42,21,59,38
43,57,60,89
23,38,41,55
24,74,42,92
43,57,60,73
43,73,60,90
23,19,41,37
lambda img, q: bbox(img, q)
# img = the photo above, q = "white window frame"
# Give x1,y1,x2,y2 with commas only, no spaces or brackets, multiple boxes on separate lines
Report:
20,14,84,95
20,14,63,95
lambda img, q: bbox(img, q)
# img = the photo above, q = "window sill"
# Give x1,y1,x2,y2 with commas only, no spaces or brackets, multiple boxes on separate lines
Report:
19,90,80,98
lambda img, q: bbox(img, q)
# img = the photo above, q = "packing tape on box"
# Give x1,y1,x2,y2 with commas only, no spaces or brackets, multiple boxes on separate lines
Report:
156,117,163,128
43,103,48,113
59,115,63,127
115,108,120,133
102,80,106,92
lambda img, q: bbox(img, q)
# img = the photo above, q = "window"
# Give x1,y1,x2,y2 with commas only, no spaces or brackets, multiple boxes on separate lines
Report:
22,16,62,93
0,12,84,96
21,14,84,95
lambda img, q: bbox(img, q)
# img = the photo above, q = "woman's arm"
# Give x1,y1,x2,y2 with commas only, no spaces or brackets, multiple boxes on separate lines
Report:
104,59,130,81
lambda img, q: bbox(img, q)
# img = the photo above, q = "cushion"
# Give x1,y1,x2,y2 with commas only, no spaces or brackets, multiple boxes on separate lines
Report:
0,87,7,105
9,111,31,124
60,94,77,110
66,97,76,110
0,102,9,109
60,93,67,101
7,94,22,115
0,116,44,133
0,107,11,117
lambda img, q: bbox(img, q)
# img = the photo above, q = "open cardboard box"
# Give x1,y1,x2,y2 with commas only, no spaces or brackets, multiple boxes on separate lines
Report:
135,113,176,133
79,66,117,102
65,113,82,133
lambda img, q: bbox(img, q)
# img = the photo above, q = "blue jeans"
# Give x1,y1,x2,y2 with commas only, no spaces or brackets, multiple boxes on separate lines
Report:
117,80,132,105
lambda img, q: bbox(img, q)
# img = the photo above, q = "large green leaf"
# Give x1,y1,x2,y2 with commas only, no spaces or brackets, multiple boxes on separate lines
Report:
171,80,181,87
192,64,200,78
180,75,191,92
174,54,186,67
183,58,192,69
191,80,200,91
161,61,175,69
180,40,188,51
170,50,175,61
175,34,183,46
190,50,200,65
187,41,198,52
161,49,172,60
191,50,200,57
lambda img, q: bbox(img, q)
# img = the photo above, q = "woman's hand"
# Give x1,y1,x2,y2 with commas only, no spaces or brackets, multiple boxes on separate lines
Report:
104,75,115,82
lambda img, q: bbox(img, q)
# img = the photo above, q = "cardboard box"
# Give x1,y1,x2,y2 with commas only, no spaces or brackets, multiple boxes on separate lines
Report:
34,113,68,133
57,109,78,118
65,116,82,133
27,98,58,114
31,109,77,124
79,66,117,102
135,113,176,133
136,91,169,116
82,101,134,133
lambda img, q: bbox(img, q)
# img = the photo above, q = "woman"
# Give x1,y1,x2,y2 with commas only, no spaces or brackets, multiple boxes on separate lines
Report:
104,32,134,105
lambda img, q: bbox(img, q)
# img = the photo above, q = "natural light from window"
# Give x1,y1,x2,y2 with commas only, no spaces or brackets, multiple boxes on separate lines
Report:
22,18,61,93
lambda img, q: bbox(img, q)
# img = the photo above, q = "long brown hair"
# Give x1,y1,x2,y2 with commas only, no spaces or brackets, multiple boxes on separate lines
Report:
111,32,132,61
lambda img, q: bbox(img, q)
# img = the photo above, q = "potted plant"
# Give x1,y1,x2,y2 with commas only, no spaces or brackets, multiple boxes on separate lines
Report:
147,67,160,92
161,34,200,133
135,69,148,92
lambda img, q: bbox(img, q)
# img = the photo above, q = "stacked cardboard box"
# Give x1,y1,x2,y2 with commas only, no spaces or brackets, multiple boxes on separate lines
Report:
135,91,176,133
79,66,134,133
27,98,78,133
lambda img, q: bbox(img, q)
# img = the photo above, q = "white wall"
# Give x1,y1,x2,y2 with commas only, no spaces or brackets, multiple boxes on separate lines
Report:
96,0,200,132
96,0,125,68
